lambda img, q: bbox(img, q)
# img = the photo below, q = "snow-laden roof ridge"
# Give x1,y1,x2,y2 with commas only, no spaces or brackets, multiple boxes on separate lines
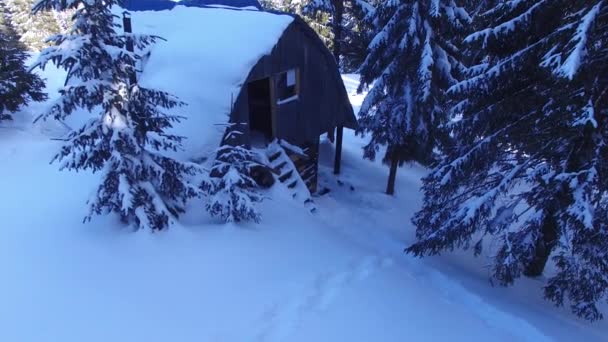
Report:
130,6,294,161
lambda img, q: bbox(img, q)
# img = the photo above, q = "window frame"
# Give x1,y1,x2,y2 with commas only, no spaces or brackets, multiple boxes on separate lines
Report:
276,68,300,105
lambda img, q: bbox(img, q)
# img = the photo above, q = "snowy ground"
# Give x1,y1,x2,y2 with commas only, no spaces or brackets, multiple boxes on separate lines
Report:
1,66,607,341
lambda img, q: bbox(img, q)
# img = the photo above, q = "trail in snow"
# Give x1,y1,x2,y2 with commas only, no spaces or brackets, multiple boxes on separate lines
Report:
255,255,395,342
337,74,608,341
314,161,553,342
400,257,553,342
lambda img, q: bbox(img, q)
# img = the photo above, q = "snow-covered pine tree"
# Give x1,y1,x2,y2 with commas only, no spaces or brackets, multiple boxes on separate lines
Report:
357,0,469,194
261,0,334,55
0,5,46,121
303,0,374,68
51,7,73,33
540,0,608,321
305,0,346,62
5,0,62,51
204,127,263,223
408,0,608,321
33,0,198,231
261,0,373,71
340,0,375,72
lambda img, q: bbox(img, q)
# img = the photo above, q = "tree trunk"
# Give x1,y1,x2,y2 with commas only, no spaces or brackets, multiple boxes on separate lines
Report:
524,213,559,277
122,13,137,85
386,150,399,195
331,0,344,64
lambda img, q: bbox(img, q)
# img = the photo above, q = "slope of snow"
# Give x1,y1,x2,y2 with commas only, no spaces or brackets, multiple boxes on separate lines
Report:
1,61,607,342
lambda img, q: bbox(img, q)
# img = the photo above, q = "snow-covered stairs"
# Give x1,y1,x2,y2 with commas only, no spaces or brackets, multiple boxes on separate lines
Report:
266,141,317,213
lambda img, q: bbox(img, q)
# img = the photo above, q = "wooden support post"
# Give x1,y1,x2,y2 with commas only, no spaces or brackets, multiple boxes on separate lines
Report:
327,127,335,143
333,125,343,174
269,75,278,141
312,138,319,193
122,12,137,85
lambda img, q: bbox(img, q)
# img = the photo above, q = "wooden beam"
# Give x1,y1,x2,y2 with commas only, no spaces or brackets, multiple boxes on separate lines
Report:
295,67,301,96
269,76,277,140
333,125,343,174
311,138,319,192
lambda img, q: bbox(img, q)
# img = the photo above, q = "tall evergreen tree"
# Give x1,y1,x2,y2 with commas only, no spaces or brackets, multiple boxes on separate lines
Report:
357,0,469,194
5,0,63,51
408,0,608,321
262,0,374,71
304,0,345,63
340,0,375,71
303,0,375,68
0,5,46,121
261,0,334,49
33,0,198,231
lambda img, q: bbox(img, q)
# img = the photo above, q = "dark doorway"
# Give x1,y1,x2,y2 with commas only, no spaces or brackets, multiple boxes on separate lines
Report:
247,78,273,142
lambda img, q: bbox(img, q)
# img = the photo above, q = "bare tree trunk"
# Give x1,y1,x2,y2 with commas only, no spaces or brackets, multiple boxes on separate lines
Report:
122,13,136,85
386,149,398,195
524,213,558,277
331,0,344,65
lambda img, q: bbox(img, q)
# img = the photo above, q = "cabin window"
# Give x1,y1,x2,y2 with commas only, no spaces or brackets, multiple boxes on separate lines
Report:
277,68,299,104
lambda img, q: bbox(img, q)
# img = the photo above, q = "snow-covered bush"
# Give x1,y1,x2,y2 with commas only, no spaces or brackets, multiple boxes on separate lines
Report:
33,0,198,231
204,144,264,224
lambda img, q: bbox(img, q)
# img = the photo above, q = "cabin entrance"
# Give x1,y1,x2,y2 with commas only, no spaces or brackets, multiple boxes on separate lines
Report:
247,77,273,144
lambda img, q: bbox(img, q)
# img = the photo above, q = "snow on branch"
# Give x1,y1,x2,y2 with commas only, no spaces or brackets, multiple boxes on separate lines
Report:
555,1,603,79
465,0,547,47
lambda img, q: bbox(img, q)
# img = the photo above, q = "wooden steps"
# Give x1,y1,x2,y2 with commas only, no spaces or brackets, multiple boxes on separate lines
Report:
265,140,317,213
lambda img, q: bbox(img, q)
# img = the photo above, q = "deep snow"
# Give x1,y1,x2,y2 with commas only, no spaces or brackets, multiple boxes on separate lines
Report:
1,24,607,342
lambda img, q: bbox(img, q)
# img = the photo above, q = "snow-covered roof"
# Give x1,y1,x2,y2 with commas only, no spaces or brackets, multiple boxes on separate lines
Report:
180,0,263,10
123,0,263,12
123,0,177,11
130,6,294,161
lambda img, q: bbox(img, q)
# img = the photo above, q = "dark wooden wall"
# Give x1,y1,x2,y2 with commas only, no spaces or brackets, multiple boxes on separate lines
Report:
226,16,357,148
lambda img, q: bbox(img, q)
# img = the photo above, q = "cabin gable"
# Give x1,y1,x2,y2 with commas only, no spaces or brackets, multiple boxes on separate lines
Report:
228,16,356,148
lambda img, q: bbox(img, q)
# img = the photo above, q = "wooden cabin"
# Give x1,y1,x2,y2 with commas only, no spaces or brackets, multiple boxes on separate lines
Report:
128,2,357,195
224,13,357,192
